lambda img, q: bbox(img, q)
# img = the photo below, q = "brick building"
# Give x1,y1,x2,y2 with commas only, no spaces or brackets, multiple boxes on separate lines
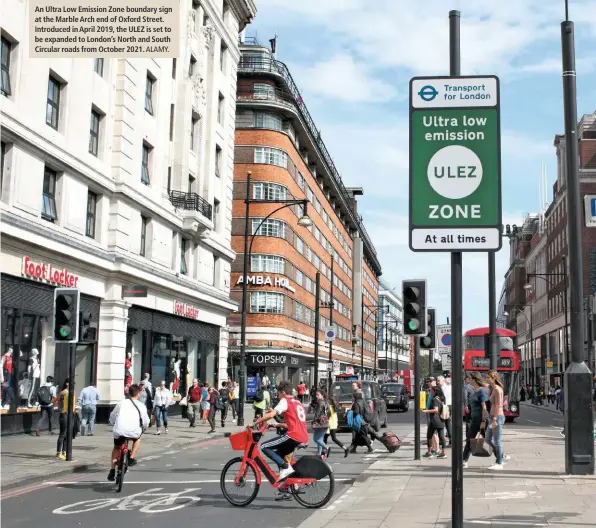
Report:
228,37,382,389
504,111,596,388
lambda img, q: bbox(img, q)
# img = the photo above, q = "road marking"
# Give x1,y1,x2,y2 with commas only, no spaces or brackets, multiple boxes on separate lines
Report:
468,491,541,500
524,419,540,424
47,478,355,485
468,522,546,526
162,450,180,455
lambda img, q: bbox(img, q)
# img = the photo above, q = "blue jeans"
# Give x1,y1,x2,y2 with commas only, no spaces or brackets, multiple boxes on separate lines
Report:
486,415,505,464
313,429,326,455
81,405,97,434
155,406,168,428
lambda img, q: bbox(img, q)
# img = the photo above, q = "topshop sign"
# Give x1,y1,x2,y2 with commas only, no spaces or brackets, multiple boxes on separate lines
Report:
236,275,296,293
248,354,306,367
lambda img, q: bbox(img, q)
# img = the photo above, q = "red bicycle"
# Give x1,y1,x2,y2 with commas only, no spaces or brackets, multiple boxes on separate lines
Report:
220,424,335,508
114,439,134,493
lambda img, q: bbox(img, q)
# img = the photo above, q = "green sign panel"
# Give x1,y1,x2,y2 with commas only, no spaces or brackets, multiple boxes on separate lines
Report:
409,76,502,252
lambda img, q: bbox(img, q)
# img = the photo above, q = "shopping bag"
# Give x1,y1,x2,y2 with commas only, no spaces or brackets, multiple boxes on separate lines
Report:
471,433,493,457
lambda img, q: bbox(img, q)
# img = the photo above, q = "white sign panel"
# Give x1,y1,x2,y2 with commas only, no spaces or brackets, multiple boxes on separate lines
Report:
324,326,336,343
441,353,452,370
411,228,501,251
333,360,341,374
584,195,596,227
411,77,498,109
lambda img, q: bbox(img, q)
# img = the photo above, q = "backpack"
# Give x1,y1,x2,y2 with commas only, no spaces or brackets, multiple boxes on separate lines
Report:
254,388,264,403
38,385,52,406
346,409,363,432
440,401,450,421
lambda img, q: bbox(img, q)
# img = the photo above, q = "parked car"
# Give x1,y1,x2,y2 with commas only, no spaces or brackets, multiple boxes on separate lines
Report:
332,381,388,431
381,382,409,412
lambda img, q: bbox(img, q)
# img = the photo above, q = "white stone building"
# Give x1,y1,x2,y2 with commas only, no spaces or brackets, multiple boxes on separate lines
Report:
0,0,256,432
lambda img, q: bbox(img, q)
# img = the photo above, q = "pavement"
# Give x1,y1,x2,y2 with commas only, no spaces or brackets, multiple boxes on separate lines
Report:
0,406,256,490
0,405,415,528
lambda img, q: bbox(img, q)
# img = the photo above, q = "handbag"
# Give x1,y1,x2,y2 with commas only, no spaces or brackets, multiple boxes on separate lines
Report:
471,432,493,457
440,403,450,421
179,397,188,406
311,404,329,429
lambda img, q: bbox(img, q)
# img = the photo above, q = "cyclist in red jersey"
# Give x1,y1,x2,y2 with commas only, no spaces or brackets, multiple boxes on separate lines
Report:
254,380,309,482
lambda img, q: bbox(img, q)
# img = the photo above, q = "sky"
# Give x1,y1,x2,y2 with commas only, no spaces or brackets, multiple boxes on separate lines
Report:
246,0,596,329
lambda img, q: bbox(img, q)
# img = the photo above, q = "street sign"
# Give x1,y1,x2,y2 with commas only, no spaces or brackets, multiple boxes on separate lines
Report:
333,360,341,374
409,75,502,252
324,326,336,342
437,324,452,360
441,353,452,370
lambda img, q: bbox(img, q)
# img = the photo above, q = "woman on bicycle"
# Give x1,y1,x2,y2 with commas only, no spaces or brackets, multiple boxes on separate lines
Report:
311,390,330,458
325,395,349,458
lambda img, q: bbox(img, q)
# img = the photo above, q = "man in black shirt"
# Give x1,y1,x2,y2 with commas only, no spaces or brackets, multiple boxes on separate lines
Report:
219,381,230,427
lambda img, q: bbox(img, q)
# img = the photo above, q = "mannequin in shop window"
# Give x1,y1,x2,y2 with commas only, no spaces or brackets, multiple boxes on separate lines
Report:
170,357,181,396
124,351,133,394
27,348,41,407
2,347,19,409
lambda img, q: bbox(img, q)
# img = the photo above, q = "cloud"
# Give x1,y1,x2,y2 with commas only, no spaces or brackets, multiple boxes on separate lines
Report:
291,54,399,103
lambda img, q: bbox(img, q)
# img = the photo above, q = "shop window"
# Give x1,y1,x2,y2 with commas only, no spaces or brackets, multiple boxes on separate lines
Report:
151,333,188,396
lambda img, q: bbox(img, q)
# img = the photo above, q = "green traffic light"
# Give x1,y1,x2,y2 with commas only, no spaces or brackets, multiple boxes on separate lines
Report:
422,337,431,346
59,327,70,338
408,320,419,331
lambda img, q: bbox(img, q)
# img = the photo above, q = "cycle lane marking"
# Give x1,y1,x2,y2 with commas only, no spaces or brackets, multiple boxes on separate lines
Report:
46,478,355,485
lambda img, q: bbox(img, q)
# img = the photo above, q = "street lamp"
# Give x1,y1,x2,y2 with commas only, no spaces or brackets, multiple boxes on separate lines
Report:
523,257,569,370
237,170,312,426
362,304,388,380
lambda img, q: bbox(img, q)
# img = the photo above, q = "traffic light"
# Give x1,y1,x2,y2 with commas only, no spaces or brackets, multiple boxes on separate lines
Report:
420,308,436,349
79,312,93,341
402,279,427,336
53,288,80,343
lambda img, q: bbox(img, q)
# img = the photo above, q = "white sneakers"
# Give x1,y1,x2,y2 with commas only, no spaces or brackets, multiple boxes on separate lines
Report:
488,463,504,470
278,465,295,481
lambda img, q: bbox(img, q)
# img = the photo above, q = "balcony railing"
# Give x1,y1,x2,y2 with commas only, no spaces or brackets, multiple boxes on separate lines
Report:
169,190,213,221
238,55,379,262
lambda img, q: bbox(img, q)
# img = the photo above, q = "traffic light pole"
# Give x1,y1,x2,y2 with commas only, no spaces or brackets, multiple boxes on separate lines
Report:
561,8,594,475
414,337,421,460
65,342,75,461
449,10,464,528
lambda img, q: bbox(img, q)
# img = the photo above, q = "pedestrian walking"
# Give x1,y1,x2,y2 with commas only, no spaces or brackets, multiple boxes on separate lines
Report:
349,382,382,453
311,390,330,457
77,382,100,436
557,386,565,437
437,375,452,447
35,376,56,436
207,384,220,434
463,373,489,468
229,380,239,423
187,378,202,427
325,395,349,457
252,384,270,421
54,379,76,460
200,382,210,424
138,380,153,420
297,381,307,404
219,381,230,427
485,370,510,470
422,386,447,459
142,373,153,396
153,380,173,435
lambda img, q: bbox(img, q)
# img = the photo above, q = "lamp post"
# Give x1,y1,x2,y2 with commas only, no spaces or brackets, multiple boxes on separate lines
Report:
524,258,569,372
322,257,335,393
237,171,313,426
362,304,388,380
505,305,534,386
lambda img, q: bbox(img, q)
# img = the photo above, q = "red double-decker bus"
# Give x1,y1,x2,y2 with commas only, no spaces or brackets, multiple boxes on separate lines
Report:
464,327,521,422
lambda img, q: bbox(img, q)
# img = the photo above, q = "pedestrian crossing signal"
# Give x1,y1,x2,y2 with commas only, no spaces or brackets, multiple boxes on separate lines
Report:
53,288,80,343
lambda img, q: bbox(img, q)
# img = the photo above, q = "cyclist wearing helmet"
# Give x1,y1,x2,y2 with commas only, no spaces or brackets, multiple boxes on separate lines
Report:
254,380,309,481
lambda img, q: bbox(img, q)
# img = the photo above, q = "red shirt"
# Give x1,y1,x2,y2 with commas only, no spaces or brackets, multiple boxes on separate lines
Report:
275,396,308,444
188,385,202,403
297,384,306,395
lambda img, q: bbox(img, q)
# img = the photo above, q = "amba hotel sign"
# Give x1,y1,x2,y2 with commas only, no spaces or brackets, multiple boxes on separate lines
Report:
236,274,296,293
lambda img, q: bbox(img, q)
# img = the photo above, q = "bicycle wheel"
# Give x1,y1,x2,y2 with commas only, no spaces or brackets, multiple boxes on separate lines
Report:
116,450,127,493
220,457,260,507
290,460,335,509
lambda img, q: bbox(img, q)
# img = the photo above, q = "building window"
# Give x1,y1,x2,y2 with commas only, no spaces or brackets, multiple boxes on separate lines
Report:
89,110,100,156
296,237,304,254
254,147,288,168
305,277,313,293
253,182,287,201
252,218,285,238
188,174,195,194
250,292,284,314
1,141,5,194
141,144,151,185
172,58,177,78
41,167,57,221
214,198,220,231
217,93,225,125
1,38,12,96
254,112,282,131
46,76,61,129
145,74,154,115
167,167,172,194
220,42,227,71
180,238,188,275
189,55,196,77
307,187,314,202
169,104,175,141
86,191,97,238
93,58,104,77
251,254,285,274
215,145,222,177
253,83,275,100
191,114,198,149
314,198,321,213
295,269,303,286
140,216,148,256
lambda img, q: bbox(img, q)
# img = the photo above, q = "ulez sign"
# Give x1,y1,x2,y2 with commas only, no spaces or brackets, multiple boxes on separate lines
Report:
409,76,502,252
